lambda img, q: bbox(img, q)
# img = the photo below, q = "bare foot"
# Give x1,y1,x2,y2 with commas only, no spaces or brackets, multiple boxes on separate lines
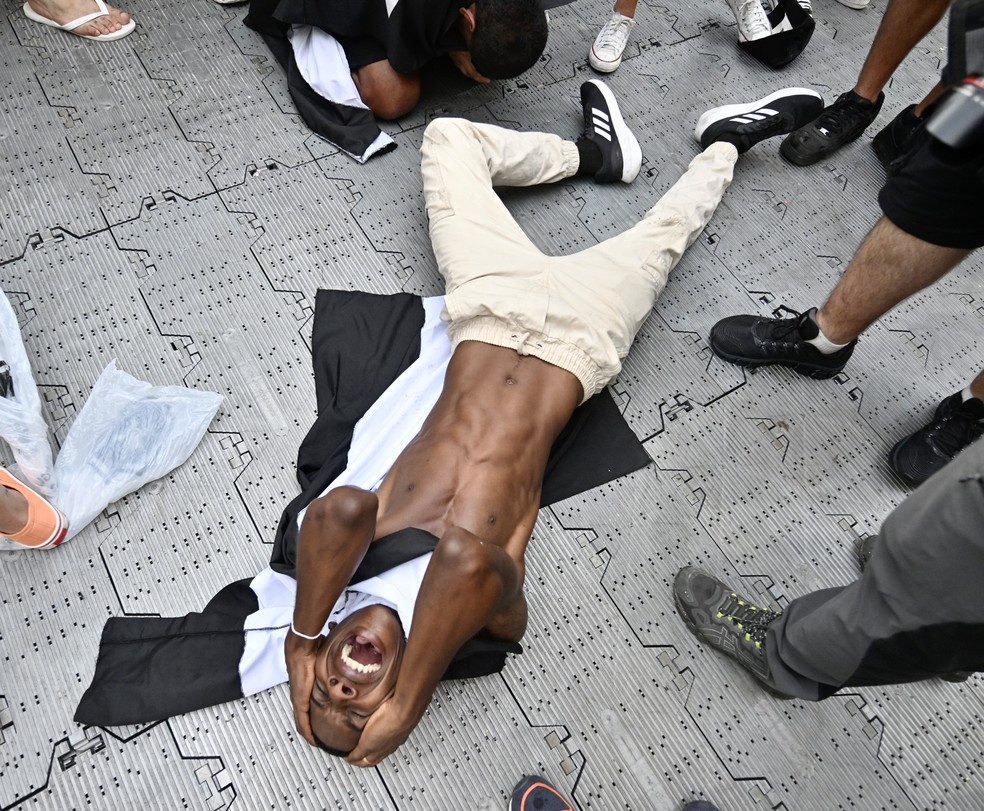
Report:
0,485,28,536
26,0,131,37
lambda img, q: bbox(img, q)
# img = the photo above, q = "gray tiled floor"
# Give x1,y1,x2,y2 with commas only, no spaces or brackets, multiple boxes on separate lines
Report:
2,0,982,808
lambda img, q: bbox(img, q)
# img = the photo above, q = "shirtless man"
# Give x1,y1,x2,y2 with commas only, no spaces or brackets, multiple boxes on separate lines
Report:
284,81,824,767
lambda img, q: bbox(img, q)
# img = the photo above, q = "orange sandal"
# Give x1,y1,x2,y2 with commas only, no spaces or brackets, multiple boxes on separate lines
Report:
0,468,68,549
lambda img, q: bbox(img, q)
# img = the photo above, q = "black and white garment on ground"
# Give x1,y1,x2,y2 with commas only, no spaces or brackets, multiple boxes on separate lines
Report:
75,289,651,727
739,0,815,69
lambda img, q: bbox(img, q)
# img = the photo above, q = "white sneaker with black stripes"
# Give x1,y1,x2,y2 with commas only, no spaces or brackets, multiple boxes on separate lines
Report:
580,79,642,183
694,88,824,153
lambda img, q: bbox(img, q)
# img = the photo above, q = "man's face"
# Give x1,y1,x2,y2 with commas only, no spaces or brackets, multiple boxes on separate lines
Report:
309,604,406,753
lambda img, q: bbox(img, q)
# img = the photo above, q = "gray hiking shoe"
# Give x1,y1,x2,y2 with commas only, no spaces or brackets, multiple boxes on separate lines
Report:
674,566,782,684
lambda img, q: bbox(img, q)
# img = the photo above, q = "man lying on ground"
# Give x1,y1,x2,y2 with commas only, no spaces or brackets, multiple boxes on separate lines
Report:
285,80,824,766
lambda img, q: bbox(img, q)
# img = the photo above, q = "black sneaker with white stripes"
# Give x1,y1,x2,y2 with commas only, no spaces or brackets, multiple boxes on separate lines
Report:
695,88,824,152
580,79,642,183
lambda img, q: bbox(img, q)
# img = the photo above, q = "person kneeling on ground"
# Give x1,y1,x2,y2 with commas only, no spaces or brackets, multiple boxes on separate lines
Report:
249,0,548,120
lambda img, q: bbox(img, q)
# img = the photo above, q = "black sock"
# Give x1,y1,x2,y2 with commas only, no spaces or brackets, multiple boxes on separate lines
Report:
575,137,603,177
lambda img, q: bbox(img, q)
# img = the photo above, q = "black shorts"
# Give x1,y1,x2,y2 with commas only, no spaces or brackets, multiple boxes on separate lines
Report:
879,126,984,250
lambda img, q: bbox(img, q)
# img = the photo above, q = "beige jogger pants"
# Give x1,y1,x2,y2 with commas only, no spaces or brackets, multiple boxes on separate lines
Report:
420,117,738,403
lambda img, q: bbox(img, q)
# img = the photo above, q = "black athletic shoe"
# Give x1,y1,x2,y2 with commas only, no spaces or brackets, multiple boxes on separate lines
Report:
871,104,921,172
509,775,573,811
779,90,884,166
674,567,782,685
709,308,856,379
888,392,984,487
695,87,823,152
580,79,642,183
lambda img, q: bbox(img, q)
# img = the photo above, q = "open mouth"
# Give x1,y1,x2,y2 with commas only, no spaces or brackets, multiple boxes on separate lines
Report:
340,634,383,675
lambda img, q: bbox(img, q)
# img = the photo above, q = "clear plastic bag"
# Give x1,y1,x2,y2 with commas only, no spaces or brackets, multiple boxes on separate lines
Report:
52,361,223,542
0,288,55,496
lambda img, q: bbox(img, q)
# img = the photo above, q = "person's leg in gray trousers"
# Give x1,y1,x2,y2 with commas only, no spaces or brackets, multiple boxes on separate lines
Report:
674,437,984,699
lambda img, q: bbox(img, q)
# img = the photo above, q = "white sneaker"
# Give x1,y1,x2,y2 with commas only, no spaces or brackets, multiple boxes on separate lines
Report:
589,11,637,73
726,0,772,42
835,0,869,8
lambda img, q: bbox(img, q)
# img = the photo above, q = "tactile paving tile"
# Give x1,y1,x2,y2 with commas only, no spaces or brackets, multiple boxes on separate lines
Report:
2,0,983,808
0,16,109,264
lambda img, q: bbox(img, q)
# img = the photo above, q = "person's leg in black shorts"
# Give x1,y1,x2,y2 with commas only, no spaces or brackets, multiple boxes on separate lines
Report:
707,126,984,485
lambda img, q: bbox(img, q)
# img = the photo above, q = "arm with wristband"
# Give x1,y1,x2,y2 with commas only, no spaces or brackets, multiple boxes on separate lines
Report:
285,486,379,745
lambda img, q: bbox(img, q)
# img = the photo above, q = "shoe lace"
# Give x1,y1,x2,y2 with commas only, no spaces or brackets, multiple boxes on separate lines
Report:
596,14,634,48
764,311,810,343
928,405,984,456
717,593,781,650
736,0,771,39
817,93,871,132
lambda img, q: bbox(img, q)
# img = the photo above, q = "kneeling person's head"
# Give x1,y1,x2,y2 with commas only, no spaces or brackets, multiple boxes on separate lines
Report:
307,604,407,755
467,0,548,80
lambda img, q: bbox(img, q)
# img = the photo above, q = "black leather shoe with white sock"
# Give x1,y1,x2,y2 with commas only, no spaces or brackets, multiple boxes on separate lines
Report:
709,308,856,379
695,87,824,152
580,79,642,183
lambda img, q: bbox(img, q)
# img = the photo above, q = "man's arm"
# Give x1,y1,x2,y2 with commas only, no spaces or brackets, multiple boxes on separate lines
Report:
346,526,524,765
286,486,378,744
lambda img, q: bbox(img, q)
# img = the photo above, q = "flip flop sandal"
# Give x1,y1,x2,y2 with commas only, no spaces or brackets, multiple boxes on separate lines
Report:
0,468,68,549
22,0,136,41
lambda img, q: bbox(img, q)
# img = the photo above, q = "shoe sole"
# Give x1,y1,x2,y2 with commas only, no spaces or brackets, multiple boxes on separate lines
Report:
694,87,823,145
709,338,845,380
589,50,622,73
585,79,642,183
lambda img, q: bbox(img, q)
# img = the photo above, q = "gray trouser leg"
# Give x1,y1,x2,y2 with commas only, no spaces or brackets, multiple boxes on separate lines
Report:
764,437,984,700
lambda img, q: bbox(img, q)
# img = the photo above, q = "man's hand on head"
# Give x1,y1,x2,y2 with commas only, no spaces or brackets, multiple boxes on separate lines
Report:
345,695,420,767
449,51,491,84
285,630,321,746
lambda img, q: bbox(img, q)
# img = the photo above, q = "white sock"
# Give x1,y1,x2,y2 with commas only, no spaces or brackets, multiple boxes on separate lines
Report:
804,313,851,355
